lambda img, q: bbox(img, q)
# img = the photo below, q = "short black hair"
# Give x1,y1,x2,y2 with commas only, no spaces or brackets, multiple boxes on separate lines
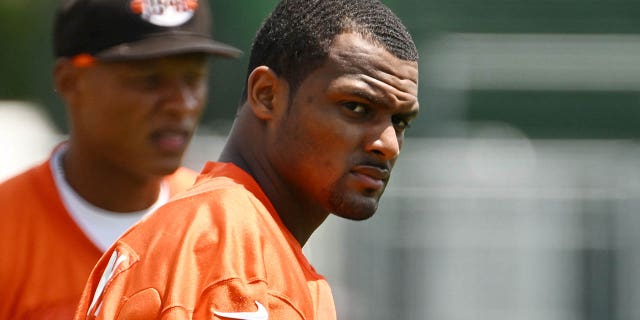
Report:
241,0,418,103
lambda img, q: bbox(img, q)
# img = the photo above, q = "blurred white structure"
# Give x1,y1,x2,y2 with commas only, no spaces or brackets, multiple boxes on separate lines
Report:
0,101,60,181
424,33,640,92
305,137,640,320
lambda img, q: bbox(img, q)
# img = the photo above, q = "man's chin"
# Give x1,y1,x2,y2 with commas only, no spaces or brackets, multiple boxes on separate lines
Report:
148,158,183,176
329,194,379,221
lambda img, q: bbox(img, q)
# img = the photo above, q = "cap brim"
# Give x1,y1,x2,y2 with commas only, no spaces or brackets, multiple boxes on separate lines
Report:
95,34,242,61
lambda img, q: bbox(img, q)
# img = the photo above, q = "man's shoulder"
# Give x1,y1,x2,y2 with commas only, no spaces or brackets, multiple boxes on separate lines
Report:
141,177,264,235
164,163,254,199
0,159,49,187
117,171,271,254
0,162,53,212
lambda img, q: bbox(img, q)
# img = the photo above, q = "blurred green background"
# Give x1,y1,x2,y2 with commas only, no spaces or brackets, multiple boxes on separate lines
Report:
3,0,639,139
0,1,279,134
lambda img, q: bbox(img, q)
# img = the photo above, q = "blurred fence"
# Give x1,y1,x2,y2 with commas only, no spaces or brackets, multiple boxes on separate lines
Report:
307,137,640,320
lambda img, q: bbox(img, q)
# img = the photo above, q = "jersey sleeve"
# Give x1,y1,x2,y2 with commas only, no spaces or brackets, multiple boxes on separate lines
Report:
74,243,165,320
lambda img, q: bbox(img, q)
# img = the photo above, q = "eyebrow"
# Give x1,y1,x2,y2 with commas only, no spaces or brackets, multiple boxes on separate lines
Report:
350,89,385,106
348,87,419,116
400,109,420,122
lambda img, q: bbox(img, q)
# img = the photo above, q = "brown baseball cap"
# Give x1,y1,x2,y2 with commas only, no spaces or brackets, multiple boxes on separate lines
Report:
54,0,241,60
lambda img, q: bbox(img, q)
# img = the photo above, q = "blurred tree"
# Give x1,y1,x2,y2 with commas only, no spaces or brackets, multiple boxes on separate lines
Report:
0,0,63,129
3,0,639,139
204,1,278,133
0,1,278,133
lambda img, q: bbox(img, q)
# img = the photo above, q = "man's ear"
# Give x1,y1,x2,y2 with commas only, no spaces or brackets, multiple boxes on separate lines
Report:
53,58,81,105
246,66,288,120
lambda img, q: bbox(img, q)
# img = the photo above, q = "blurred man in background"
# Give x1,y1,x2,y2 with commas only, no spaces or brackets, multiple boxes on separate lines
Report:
74,0,419,319
0,0,240,318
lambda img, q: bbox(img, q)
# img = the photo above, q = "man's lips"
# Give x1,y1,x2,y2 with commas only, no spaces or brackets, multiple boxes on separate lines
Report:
151,129,190,153
351,165,390,190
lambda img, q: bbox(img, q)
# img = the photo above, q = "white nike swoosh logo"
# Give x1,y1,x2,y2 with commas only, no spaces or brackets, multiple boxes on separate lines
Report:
213,301,268,320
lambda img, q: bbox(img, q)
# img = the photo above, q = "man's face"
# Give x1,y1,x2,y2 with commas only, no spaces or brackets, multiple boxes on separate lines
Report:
268,32,419,221
67,53,208,177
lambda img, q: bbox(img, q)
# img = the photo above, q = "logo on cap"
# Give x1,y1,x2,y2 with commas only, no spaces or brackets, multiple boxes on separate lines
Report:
130,0,198,27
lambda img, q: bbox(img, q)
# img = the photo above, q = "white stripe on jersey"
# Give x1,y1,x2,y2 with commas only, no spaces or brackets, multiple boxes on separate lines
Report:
88,250,129,317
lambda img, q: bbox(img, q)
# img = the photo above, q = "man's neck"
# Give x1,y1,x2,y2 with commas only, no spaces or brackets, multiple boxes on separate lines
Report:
61,145,164,212
220,140,328,246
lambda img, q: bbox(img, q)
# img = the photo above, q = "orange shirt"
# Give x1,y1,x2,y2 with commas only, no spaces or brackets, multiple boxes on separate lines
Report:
0,157,197,319
75,162,337,320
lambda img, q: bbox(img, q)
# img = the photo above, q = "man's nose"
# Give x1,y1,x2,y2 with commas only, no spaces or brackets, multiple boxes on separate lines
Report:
161,79,202,115
366,123,401,160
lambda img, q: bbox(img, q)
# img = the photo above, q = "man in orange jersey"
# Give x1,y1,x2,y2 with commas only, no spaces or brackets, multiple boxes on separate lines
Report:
0,0,240,318
75,0,419,319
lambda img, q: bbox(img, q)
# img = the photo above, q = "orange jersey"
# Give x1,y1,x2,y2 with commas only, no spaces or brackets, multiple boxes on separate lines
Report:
75,162,337,320
0,156,197,319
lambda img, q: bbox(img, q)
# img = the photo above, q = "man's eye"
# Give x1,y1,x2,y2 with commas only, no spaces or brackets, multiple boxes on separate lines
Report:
184,72,205,86
344,102,367,114
392,116,411,130
126,74,162,91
